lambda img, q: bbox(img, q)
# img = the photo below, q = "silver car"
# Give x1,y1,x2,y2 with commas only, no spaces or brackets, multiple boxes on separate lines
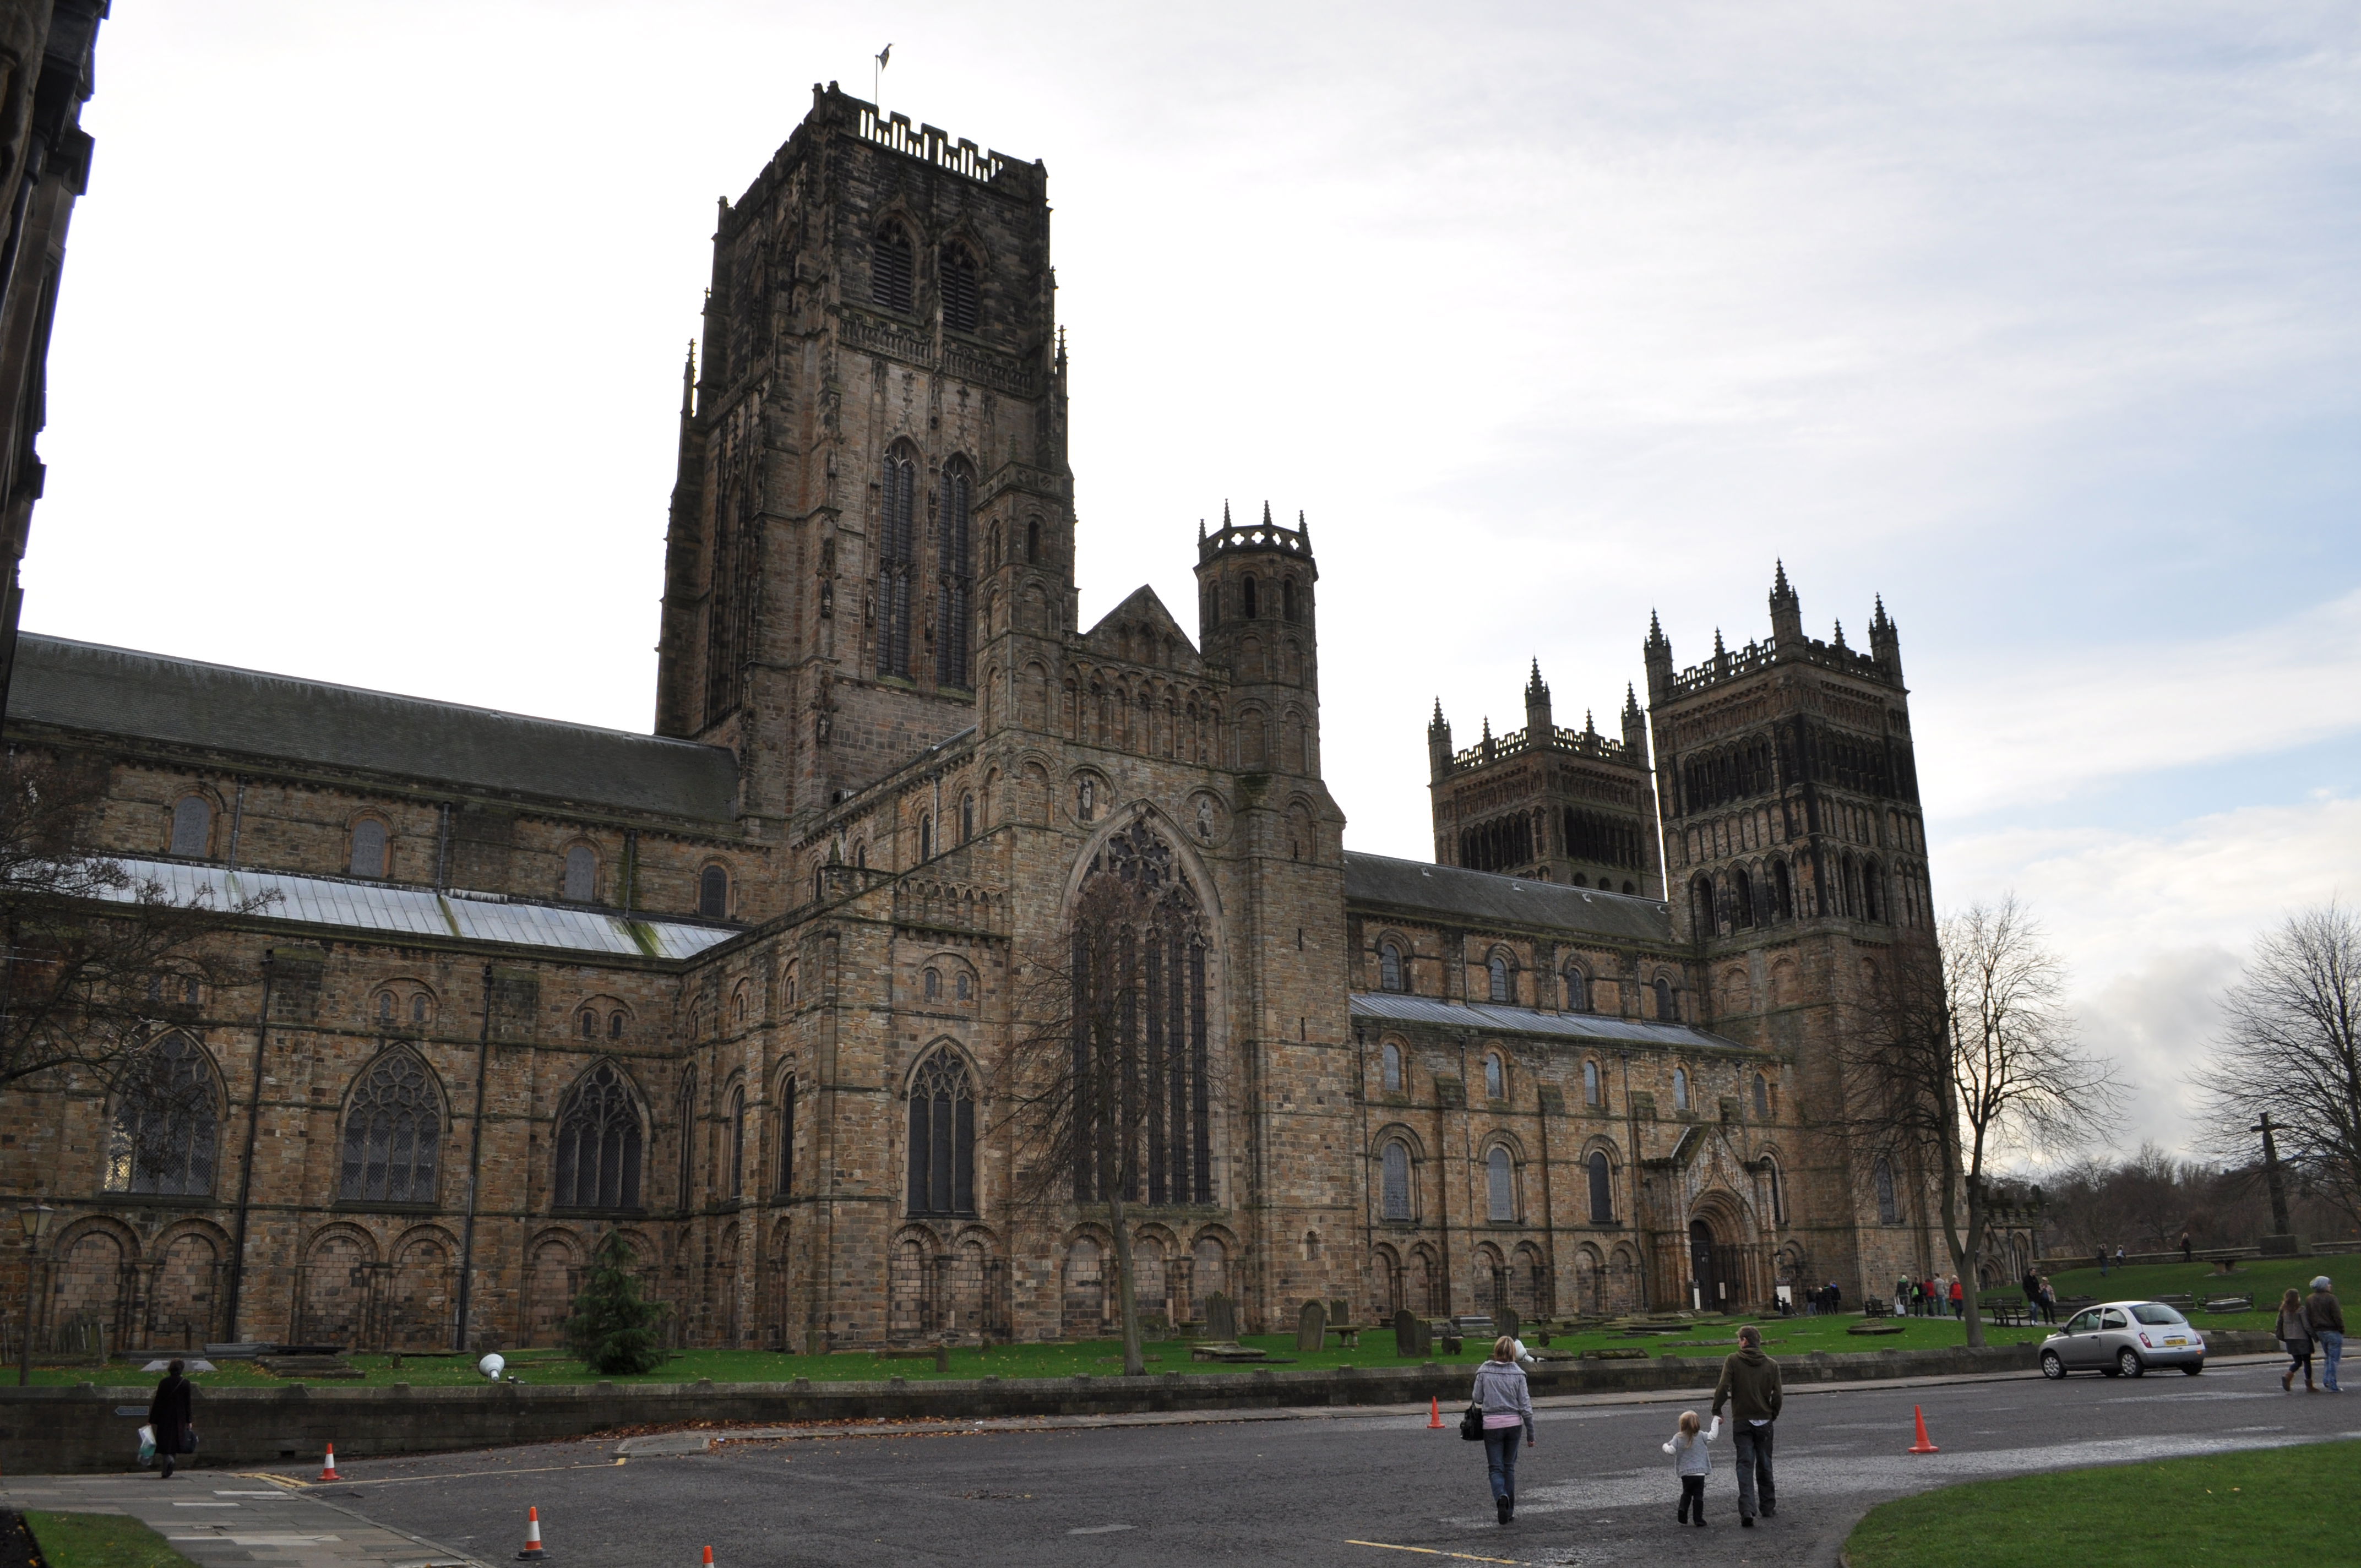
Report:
2039,1299,2206,1379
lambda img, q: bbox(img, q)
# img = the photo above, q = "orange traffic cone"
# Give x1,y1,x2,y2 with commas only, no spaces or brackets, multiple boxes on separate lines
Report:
701,1550,715,1566
319,1443,341,1482
1908,1404,1939,1453
1427,1396,1444,1430
516,1505,547,1560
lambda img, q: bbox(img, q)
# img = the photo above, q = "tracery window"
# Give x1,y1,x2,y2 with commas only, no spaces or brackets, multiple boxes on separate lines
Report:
1068,821,1213,1205
1380,1141,1411,1220
937,459,975,687
906,1048,976,1217
168,796,213,858
1587,1150,1614,1223
872,223,914,311
350,819,388,879
104,1032,219,1196
1486,1146,1516,1222
1381,1041,1402,1093
564,844,597,902
1379,940,1405,993
699,865,730,919
940,244,980,333
553,1061,644,1210
339,1049,440,1204
876,447,918,677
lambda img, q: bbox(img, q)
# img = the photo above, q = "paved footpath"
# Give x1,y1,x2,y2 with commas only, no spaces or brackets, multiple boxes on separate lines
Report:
11,1353,2354,1567
0,1474,479,1568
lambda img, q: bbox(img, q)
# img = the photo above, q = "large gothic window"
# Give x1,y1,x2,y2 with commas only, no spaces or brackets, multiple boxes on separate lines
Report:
877,447,918,678
906,1048,976,1216
937,460,975,688
105,1032,219,1196
1069,821,1214,1206
554,1061,644,1210
339,1049,441,1204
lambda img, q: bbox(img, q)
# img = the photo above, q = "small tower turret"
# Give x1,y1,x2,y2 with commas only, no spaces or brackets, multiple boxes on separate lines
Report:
1523,658,1552,739
1769,559,1803,648
1870,595,1903,684
1644,611,1674,701
1195,500,1320,776
1428,699,1453,783
1621,682,1646,757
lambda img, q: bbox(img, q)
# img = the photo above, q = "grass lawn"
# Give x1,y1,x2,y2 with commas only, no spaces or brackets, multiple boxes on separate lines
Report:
23,1511,201,1568
28,1306,2057,1389
2037,1252,2360,1336
1843,1438,2360,1567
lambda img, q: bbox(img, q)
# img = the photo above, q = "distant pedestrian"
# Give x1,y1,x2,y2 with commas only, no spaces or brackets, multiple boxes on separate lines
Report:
2305,1276,2343,1394
2096,1249,2107,1277
2115,1245,2126,1271
1826,1280,1841,1314
1662,1409,1720,1526
2277,1287,2315,1393
1472,1335,1535,1525
1710,1323,1783,1528
1949,1277,1964,1319
2039,1276,2058,1324
148,1359,194,1480
2179,1231,2194,1265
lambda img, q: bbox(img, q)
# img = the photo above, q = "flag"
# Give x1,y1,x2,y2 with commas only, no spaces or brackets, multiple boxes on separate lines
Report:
877,42,891,70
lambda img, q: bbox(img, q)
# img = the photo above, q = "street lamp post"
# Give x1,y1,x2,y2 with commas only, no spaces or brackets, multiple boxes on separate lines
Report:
16,1199,53,1387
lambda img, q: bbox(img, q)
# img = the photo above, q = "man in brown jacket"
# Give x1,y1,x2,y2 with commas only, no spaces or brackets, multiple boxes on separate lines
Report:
1711,1324,1783,1526
2307,1276,2344,1393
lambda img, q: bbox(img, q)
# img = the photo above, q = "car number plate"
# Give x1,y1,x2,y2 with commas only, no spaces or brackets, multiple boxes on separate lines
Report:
2164,1336,2188,1346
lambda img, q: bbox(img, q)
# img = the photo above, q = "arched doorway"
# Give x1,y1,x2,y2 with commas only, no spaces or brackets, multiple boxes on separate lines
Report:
1688,1219,1719,1311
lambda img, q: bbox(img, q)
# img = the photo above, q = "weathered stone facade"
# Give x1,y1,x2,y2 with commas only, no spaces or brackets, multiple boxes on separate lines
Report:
0,88,1941,1357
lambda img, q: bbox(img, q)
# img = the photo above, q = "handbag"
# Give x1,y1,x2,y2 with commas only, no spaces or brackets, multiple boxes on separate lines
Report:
1459,1401,1485,1441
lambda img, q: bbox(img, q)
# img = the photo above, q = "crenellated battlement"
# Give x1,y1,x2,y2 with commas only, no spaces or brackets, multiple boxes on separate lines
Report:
1666,633,1887,698
855,103,1011,184
1446,720,1635,775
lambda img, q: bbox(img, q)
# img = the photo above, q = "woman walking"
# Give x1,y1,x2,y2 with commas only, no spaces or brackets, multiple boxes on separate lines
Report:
2277,1287,2315,1393
148,1359,195,1479
1472,1335,1536,1525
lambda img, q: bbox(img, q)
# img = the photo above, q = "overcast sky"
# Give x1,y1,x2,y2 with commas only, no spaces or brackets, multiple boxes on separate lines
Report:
27,2,2360,1163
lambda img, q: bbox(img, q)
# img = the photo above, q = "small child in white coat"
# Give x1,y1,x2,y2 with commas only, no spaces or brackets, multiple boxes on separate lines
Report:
1663,1409,1721,1526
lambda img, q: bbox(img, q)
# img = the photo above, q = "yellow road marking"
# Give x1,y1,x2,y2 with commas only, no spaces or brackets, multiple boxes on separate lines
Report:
1346,1542,1525,1565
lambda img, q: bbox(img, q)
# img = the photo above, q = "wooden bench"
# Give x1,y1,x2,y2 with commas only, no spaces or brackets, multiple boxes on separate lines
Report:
1985,1300,2031,1328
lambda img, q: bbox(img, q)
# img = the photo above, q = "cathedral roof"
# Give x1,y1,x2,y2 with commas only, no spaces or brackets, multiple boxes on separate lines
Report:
10,634,741,823
1343,851,1672,944
1348,991,1750,1053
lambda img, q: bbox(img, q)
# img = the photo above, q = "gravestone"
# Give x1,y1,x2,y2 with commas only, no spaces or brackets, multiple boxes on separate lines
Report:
1330,1299,1352,1329
1392,1307,1430,1358
1205,1291,1237,1343
1296,1299,1326,1352
1494,1306,1520,1346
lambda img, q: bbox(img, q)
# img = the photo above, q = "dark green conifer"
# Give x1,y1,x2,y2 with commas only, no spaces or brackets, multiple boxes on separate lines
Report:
564,1231,670,1375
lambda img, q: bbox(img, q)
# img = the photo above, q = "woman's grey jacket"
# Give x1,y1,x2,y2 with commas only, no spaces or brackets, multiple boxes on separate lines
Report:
1471,1359,1535,1441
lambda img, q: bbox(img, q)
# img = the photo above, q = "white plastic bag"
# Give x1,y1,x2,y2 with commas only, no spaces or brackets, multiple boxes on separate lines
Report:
138,1424,156,1467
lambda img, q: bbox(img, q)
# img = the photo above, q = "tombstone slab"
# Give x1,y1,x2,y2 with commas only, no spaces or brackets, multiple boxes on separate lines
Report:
1392,1306,1430,1358
1205,1291,1237,1344
1296,1299,1326,1352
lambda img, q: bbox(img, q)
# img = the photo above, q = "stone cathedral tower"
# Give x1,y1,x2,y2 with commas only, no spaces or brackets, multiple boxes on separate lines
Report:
654,84,1070,843
1644,563,1937,1292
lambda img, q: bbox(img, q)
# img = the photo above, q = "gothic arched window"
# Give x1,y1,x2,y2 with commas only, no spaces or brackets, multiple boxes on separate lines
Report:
906,1048,976,1217
1486,1146,1516,1222
169,795,213,858
1654,978,1677,1021
553,1061,644,1210
1587,1150,1614,1223
937,459,975,687
940,244,980,333
564,844,597,902
1488,954,1511,1003
339,1049,440,1204
1380,1141,1411,1221
104,1032,219,1196
872,223,913,311
1875,1156,1901,1224
877,446,918,678
1379,940,1405,993
1582,1058,1601,1107
1564,966,1589,1012
1381,1041,1402,1093
699,864,730,919
350,819,388,879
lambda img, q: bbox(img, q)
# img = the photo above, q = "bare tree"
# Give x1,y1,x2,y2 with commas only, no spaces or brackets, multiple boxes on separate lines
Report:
998,818,1215,1377
1841,896,2122,1345
0,751,266,1120
2197,902,2361,1232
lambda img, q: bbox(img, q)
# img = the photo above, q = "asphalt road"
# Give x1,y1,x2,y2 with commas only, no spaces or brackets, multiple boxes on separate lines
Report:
317,1355,2357,1567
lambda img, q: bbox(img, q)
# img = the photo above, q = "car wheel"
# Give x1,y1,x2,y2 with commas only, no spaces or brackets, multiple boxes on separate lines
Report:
2041,1351,2065,1380
2182,1362,2204,1376
2118,1348,2145,1379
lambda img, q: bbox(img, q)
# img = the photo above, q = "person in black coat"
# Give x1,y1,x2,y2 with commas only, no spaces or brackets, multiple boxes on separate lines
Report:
148,1359,194,1478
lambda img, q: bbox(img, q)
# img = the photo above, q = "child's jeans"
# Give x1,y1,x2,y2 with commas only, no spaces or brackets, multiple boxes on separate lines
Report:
1677,1475,1705,1521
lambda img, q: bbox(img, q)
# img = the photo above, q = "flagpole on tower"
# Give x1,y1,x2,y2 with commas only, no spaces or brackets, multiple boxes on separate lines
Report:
874,42,891,108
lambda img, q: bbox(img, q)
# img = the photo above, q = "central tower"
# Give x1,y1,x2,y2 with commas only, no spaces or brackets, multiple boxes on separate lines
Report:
655,85,1072,839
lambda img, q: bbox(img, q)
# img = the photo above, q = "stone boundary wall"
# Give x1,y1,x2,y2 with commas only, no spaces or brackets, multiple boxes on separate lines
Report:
1,1333,2280,1474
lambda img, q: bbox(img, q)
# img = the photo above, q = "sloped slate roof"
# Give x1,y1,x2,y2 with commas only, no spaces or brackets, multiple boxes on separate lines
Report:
11,634,739,821
1349,991,1750,1052
106,856,733,961
1343,851,1673,944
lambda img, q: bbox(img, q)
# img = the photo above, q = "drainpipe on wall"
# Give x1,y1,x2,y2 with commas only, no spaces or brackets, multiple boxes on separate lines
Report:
222,954,276,1341
453,962,495,1352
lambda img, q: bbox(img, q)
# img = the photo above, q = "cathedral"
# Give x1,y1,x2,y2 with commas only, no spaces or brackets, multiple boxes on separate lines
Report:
0,86,1943,1355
